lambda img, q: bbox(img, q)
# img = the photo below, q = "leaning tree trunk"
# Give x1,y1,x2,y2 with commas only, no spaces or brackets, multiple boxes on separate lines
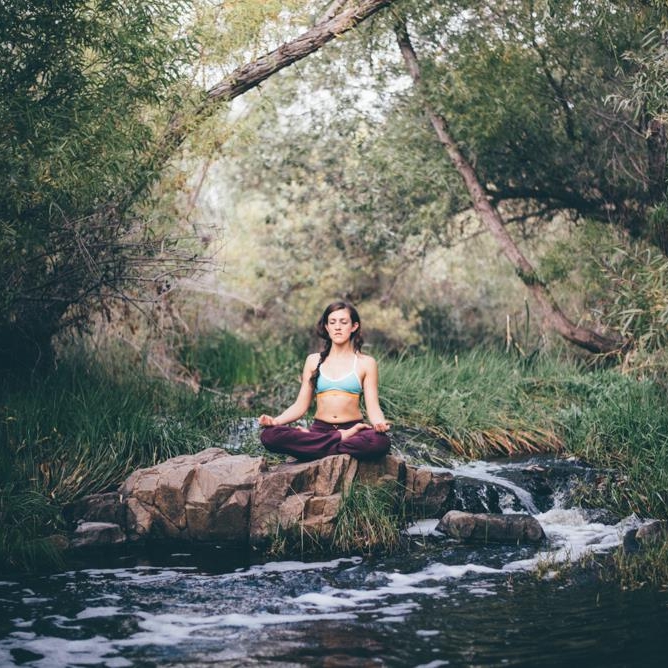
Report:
127,0,397,210
395,22,624,355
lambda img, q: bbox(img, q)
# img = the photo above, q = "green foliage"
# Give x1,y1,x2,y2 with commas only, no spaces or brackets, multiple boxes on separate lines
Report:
610,539,668,590
0,342,243,570
0,0,196,369
403,0,664,230
379,349,567,457
557,372,668,519
595,242,668,352
180,330,267,388
332,481,405,555
0,486,65,572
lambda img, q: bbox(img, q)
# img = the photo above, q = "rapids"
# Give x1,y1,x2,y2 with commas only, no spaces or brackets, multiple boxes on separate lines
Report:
1,456,667,667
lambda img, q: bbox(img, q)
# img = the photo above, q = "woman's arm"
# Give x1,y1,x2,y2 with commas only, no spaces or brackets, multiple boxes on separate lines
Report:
258,354,318,426
361,356,390,432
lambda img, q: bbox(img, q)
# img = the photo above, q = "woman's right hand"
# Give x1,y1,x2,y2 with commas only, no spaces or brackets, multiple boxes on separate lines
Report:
258,415,278,427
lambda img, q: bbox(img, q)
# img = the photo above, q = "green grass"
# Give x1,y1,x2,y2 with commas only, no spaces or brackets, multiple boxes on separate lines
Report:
557,371,668,519
332,480,406,555
0,342,246,571
378,350,573,456
4,333,668,579
377,348,668,522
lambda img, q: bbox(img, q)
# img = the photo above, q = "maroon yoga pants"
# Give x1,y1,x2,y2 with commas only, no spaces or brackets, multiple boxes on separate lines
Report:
260,419,390,462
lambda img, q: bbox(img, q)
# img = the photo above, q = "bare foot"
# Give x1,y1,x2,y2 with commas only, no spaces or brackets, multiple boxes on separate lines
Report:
338,423,371,441
296,426,309,433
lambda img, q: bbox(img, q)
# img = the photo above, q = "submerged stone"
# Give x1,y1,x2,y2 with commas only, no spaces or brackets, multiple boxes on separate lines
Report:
436,510,545,544
71,522,126,549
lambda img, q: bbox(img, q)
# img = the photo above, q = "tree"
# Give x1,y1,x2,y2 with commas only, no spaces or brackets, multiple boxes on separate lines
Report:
0,0,398,371
0,0,197,371
399,0,667,240
395,20,623,354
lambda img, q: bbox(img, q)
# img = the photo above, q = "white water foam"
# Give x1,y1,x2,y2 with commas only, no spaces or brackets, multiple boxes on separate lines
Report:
429,460,540,514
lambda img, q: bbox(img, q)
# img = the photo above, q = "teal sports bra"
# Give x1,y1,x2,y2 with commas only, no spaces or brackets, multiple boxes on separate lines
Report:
315,355,363,397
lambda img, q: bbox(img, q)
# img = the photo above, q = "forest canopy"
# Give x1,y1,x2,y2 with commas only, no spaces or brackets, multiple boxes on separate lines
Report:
1,0,667,368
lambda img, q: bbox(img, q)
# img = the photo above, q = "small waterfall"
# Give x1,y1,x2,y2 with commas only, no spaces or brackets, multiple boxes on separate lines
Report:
431,460,541,514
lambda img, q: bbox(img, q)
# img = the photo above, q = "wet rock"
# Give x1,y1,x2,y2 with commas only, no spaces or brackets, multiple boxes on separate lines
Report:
447,476,505,514
62,492,125,529
404,465,453,517
65,451,456,554
249,454,359,547
636,520,668,544
437,510,545,544
70,522,126,549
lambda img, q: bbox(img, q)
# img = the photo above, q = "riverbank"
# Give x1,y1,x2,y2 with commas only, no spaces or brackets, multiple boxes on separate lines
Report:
1,338,667,586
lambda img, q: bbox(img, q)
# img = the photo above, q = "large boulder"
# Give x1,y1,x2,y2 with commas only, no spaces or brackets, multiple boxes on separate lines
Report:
66,451,455,554
437,510,545,544
120,448,267,542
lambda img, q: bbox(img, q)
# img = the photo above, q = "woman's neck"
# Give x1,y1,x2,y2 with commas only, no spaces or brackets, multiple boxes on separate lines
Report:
328,342,355,356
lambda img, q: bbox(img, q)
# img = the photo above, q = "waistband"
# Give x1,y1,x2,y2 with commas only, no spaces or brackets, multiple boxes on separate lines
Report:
311,418,362,430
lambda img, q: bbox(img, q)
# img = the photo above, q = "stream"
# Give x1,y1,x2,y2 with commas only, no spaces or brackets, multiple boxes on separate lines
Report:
1,456,668,667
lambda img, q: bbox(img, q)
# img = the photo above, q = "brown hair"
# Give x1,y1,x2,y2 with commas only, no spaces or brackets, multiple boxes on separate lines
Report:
311,301,363,389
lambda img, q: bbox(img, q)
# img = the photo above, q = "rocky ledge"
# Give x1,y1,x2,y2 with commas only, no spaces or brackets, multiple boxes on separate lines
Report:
63,448,545,555
64,448,452,552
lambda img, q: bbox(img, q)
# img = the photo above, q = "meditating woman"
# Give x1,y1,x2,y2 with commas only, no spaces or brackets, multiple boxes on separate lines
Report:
258,301,391,461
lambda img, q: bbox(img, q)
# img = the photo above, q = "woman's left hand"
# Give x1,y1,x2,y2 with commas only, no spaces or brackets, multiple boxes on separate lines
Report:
373,421,391,433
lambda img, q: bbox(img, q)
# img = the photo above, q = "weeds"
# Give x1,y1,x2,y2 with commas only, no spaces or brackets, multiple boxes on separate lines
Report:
332,481,406,555
609,541,668,590
0,343,243,571
379,350,568,457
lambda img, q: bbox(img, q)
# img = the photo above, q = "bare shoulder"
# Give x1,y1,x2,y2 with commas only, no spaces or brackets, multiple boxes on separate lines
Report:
304,352,321,372
357,353,378,372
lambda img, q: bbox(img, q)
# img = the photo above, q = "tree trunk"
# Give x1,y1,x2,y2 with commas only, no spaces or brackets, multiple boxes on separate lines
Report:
134,0,396,207
395,22,624,355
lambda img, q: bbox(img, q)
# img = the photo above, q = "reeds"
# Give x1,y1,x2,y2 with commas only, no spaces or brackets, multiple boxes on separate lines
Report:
0,343,242,571
332,481,405,555
378,350,568,457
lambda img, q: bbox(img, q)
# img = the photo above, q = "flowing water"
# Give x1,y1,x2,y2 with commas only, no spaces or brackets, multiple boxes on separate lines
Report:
2,456,668,667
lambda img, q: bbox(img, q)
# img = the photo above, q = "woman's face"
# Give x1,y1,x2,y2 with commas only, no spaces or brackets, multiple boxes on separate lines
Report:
325,308,359,344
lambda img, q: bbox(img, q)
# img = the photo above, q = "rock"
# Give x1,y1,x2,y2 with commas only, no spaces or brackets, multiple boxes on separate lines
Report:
636,520,668,544
121,448,267,542
249,454,358,547
65,450,462,555
70,522,126,549
404,465,453,517
356,454,406,487
62,492,125,529
437,510,545,544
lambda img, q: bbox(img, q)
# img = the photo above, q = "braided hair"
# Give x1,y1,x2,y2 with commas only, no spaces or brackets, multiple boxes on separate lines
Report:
310,301,363,390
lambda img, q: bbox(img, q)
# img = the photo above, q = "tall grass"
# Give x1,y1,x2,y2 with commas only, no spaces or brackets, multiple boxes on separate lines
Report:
0,342,245,571
5,332,668,573
379,350,571,457
332,481,406,555
557,371,668,519
379,347,668,522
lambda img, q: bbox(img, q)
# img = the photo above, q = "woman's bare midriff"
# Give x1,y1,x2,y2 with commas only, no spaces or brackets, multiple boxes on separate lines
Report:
314,392,363,424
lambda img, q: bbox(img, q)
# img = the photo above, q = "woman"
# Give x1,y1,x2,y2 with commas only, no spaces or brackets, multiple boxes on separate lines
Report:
259,301,391,461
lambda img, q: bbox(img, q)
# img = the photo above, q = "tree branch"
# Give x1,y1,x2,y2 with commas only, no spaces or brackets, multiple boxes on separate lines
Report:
395,20,625,354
